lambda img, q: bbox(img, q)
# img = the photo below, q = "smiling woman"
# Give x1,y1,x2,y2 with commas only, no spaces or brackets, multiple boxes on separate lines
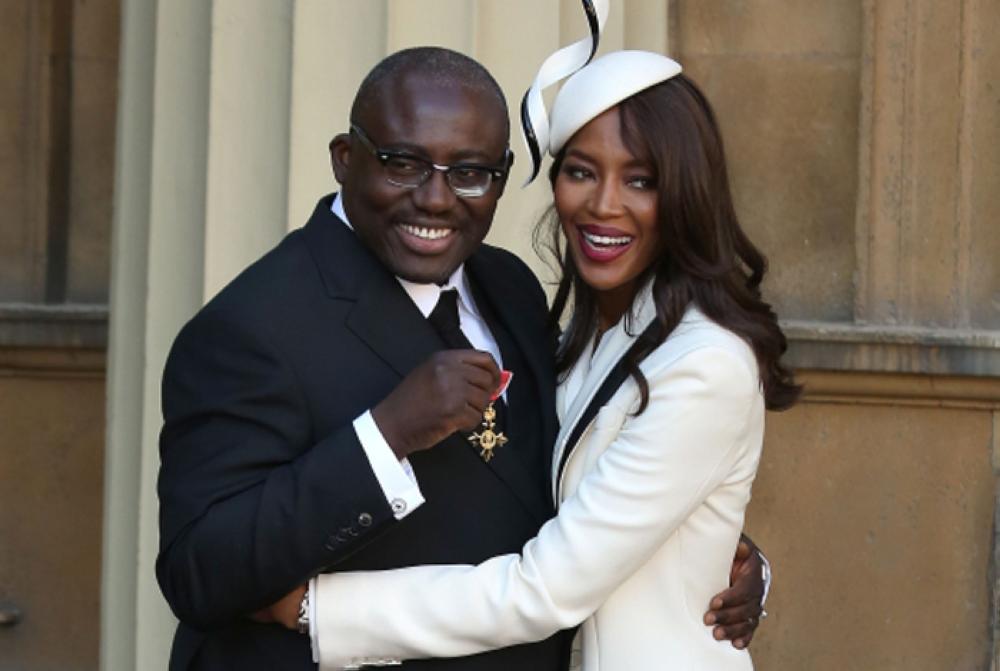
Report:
542,62,801,417
553,106,661,328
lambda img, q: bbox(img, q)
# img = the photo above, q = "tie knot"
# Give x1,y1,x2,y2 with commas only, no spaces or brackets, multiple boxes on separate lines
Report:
428,288,471,350
429,289,461,333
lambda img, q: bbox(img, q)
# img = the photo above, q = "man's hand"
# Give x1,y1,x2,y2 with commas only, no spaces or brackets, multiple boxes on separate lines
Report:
249,584,306,631
373,350,501,459
703,535,766,649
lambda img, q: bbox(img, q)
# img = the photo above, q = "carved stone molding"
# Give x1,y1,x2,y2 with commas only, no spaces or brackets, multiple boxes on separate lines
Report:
0,347,105,378
0,303,108,349
786,320,1000,378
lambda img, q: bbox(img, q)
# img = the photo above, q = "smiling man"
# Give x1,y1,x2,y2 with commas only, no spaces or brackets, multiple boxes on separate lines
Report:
156,47,763,671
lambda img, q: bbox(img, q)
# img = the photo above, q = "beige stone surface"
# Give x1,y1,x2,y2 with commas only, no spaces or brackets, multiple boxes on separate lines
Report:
66,0,119,304
0,1,47,303
746,398,995,670
966,0,1000,330
0,370,105,670
679,55,861,322
673,0,862,56
0,0,118,305
856,0,1000,331
202,0,294,301
97,1,1000,668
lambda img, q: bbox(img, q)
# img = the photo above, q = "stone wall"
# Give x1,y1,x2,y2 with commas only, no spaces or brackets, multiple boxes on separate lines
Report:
0,349,106,670
3,1,993,669
671,2,1000,668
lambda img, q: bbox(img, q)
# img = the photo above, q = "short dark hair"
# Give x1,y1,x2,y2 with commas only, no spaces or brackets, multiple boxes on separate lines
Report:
351,47,509,137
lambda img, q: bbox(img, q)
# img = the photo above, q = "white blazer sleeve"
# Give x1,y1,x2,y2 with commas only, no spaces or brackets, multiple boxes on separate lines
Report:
314,346,760,670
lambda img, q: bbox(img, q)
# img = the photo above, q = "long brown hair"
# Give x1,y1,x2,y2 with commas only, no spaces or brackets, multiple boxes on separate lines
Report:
537,73,801,412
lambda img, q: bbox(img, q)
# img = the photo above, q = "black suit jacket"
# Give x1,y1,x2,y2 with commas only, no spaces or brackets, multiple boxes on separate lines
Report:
157,195,569,670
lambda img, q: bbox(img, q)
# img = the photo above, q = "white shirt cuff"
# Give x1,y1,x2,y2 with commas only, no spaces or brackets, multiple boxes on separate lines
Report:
353,411,424,520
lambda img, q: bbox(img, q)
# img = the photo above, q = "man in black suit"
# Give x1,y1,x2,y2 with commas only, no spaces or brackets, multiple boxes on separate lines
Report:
157,47,764,670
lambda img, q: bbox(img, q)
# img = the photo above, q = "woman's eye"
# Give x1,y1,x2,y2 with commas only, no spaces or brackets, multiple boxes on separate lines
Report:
627,176,655,190
563,164,592,180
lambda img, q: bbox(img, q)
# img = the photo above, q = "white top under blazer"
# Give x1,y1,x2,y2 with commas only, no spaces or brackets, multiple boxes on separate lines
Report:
315,282,763,670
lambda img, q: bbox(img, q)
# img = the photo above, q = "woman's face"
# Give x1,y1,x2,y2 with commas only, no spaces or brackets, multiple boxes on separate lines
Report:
555,106,661,324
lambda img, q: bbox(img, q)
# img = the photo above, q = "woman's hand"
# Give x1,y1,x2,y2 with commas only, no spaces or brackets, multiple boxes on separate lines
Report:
249,584,307,631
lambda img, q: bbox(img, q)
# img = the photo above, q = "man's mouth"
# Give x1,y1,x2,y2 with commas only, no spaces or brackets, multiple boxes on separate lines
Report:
399,223,454,241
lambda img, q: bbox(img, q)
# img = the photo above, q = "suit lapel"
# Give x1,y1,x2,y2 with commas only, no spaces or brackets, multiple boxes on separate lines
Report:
345,273,443,379
301,195,443,380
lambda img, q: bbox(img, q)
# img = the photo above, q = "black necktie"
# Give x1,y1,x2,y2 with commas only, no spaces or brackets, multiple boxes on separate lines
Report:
426,288,508,454
427,289,474,350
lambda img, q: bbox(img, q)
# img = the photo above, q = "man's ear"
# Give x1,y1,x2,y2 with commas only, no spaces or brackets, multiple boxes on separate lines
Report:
329,133,352,185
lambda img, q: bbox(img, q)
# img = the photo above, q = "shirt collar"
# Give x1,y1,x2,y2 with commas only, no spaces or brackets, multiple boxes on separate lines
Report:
331,193,471,319
331,192,352,230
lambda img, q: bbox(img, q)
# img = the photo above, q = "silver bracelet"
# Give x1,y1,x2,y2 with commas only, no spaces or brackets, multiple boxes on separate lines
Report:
296,584,310,635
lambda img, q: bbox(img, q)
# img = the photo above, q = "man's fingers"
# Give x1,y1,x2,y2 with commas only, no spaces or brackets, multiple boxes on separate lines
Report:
432,350,501,395
710,579,764,611
459,403,487,431
713,623,755,649
453,350,500,381
704,599,760,627
461,363,499,397
463,382,494,412
455,349,499,370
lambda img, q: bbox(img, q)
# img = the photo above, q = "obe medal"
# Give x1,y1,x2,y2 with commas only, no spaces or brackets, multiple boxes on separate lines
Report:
468,371,512,462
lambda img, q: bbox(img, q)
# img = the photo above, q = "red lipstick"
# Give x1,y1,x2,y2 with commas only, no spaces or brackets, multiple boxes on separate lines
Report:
575,225,634,263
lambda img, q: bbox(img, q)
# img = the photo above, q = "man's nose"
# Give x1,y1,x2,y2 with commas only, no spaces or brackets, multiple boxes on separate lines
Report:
411,169,457,213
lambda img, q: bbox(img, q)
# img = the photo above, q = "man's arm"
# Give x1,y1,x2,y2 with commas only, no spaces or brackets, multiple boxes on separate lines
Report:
157,308,500,630
156,309,399,630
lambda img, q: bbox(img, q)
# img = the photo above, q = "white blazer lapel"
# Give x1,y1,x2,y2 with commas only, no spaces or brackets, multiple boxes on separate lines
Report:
551,283,659,498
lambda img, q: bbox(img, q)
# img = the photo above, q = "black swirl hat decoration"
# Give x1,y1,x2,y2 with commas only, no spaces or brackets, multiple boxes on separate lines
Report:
520,0,609,185
519,2,684,186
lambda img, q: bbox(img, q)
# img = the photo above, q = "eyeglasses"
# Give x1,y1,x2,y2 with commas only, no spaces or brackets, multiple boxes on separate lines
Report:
350,124,513,198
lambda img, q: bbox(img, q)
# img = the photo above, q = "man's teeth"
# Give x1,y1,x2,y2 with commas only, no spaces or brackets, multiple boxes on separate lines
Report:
582,231,633,247
401,224,453,240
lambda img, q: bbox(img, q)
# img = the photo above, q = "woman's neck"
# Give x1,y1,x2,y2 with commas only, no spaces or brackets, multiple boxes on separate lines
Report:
595,279,638,333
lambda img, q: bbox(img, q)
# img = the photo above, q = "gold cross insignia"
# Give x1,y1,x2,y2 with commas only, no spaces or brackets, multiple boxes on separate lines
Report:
468,401,508,462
